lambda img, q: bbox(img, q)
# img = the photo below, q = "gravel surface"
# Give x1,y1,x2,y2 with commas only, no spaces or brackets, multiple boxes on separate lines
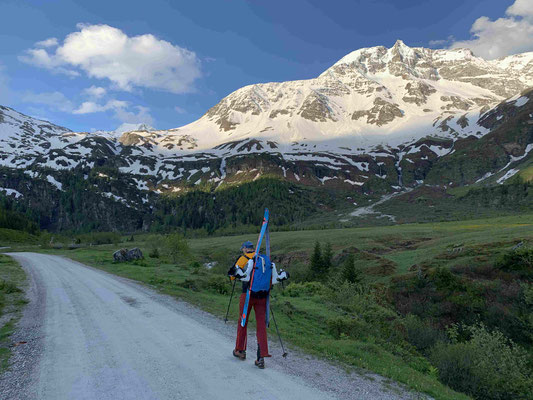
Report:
0,253,428,400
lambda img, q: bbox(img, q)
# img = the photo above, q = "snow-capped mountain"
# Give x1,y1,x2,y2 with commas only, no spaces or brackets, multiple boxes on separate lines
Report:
92,123,156,140
1,40,533,230
175,40,533,149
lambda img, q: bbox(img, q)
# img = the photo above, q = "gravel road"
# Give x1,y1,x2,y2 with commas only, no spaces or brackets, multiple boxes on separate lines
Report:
0,253,426,400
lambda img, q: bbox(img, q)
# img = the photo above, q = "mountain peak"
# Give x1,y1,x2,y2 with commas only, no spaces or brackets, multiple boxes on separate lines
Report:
115,122,155,134
392,39,408,48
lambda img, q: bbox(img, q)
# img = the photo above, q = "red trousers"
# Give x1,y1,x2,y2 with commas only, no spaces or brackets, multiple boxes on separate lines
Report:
235,293,270,358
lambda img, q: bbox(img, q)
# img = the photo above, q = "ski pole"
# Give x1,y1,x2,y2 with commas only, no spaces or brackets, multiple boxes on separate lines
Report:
224,278,237,323
269,305,288,357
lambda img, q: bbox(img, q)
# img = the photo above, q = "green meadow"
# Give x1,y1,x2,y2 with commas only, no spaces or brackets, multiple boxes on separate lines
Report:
2,213,528,399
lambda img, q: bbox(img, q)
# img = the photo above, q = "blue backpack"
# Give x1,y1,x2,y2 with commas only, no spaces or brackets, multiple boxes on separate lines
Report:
251,255,272,292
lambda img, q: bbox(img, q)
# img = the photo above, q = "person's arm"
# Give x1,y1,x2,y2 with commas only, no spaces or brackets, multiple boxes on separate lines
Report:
239,259,254,282
271,262,289,285
271,262,280,285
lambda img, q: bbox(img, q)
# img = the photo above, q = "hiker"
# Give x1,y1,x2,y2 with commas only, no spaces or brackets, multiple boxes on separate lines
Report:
228,240,289,369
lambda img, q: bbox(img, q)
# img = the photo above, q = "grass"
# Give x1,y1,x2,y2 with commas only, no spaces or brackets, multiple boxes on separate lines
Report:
0,254,27,372
518,164,533,182
6,213,533,399
0,228,37,245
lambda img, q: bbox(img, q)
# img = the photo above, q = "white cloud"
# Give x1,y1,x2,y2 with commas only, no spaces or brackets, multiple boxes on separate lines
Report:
21,24,201,93
73,99,128,114
73,98,153,126
22,91,74,112
449,0,533,59
83,85,106,98
507,0,533,18
19,48,79,77
36,37,59,48
174,105,186,114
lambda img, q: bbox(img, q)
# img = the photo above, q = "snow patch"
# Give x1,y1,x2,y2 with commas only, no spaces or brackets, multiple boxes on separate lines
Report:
0,188,22,198
515,96,529,107
497,169,519,184
46,175,63,191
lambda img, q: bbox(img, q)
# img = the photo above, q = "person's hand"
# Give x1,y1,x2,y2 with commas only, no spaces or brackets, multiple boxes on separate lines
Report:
228,265,246,279
277,269,289,281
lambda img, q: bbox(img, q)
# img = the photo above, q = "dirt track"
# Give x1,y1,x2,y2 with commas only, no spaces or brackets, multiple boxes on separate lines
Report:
1,252,424,400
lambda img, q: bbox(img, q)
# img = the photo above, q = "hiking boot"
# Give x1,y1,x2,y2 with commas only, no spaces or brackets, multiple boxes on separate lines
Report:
233,349,246,360
255,357,265,369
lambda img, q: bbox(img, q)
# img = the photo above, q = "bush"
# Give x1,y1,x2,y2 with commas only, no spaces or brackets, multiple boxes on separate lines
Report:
325,283,402,342
181,278,198,291
326,315,370,339
164,233,190,263
284,281,325,297
148,247,160,258
207,276,229,295
403,314,447,354
430,323,533,400
496,248,533,278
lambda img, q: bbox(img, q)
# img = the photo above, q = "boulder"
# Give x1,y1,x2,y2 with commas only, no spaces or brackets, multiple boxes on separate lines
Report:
127,247,143,261
113,248,144,262
113,248,129,262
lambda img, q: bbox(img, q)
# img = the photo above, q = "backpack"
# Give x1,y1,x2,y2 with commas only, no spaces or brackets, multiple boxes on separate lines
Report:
250,255,272,293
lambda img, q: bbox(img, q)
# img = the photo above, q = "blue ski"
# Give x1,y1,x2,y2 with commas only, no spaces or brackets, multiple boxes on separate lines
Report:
240,208,269,327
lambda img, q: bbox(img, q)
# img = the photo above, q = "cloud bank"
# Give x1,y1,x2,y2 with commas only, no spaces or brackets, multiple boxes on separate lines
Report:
20,24,201,93
450,0,533,59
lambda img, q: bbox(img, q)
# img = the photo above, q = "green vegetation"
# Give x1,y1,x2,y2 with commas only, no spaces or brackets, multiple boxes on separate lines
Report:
0,228,38,245
31,213,533,399
430,323,532,400
0,254,27,372
0,196,39,235
375,180,533,225
152,177,336,234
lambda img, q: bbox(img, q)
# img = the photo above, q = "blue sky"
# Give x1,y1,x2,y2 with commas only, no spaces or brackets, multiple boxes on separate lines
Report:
0,0,529,132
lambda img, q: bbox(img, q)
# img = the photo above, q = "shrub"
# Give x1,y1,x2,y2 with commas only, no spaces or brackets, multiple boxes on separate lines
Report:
403,314,446,354
148,247,160,258
283,281,325,297
496,248,533,278
326,315,370,339
207,276,229,295
164,233,190,263
181,278,198,291
430,323,533,400
325,282,401,342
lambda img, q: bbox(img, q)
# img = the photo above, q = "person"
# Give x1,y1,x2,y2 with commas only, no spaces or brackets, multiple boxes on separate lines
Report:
228,241,288,369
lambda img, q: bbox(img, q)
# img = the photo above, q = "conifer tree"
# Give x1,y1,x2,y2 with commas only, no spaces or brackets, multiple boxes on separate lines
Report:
342,254,361,284
310,241,323,279
322,242,333,273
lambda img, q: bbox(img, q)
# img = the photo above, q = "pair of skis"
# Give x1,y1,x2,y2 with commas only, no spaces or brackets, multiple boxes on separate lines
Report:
239,208,288,357
240,208,270,327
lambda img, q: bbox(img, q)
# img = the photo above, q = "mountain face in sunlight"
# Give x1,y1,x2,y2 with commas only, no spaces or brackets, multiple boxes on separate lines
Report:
1,41,533,231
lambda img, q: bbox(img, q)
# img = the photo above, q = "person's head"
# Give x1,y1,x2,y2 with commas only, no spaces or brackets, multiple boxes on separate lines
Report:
240,241,254,254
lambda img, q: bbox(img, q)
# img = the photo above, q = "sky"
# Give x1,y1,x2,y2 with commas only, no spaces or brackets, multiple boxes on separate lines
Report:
1,0,532,132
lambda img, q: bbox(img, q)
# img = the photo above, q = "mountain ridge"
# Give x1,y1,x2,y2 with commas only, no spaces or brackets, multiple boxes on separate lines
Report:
1,40,533,231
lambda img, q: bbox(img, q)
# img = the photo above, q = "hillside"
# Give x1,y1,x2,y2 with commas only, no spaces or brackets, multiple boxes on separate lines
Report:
1,41,533,232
